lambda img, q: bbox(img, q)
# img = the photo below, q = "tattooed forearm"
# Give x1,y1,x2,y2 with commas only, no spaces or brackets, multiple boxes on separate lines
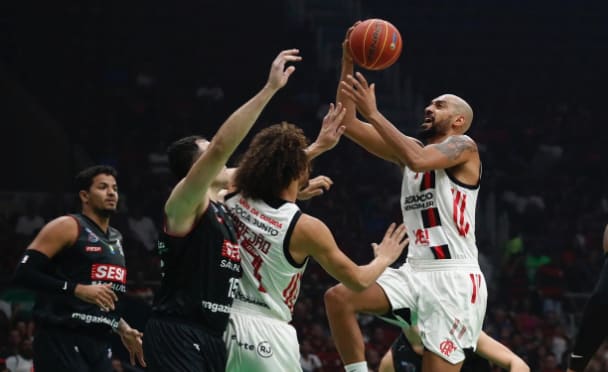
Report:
436,136,478,160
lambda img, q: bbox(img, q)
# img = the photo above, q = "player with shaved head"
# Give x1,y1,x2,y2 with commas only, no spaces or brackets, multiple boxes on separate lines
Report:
324,24,486,372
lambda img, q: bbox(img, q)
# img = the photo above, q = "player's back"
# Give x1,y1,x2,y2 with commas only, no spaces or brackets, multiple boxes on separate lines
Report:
224,193,306,322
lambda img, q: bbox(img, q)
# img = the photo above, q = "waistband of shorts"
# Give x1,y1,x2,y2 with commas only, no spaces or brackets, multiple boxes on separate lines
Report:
230,299,288,323
407,258,480,271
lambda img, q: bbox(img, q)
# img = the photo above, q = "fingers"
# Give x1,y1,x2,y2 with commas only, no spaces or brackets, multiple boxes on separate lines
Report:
383,222,397,241
324,102,346,128
392,223,407,242
275,49,302,67
309,175,333,190
130,351,135,366
138,351,147,367
104,283,119,301
284,65,296,79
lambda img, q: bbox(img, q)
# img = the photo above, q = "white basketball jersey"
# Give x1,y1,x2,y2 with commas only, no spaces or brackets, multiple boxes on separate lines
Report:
400,164,480,261
224,193,306,322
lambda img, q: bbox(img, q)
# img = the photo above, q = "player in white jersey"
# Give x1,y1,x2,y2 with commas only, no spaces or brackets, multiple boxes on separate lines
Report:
222,122,409,372
324,24,486,372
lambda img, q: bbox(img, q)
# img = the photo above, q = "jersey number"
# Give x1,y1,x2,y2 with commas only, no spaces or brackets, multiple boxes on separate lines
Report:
228,277,240,299
469,273,482,304
252,256,267,292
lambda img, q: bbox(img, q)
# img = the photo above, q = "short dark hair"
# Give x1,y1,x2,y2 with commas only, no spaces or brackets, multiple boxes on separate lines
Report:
234,122,309,201
75,165,118,192
167,135,205,179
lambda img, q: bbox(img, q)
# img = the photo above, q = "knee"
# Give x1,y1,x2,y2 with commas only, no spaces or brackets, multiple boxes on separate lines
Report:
324,284,351,313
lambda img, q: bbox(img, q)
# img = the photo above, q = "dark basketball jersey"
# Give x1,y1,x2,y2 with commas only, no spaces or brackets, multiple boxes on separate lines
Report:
33,213,127,334
152,201,241,337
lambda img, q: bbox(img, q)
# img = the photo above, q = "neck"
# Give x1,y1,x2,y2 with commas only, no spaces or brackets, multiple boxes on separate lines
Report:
82,209,110,232
279,180,299,203
428,132,456,144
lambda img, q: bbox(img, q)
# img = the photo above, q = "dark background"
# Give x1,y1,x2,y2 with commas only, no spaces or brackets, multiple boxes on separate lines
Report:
2,1,608,371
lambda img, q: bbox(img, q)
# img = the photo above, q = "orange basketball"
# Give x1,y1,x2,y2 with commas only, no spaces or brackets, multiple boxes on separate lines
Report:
348,19,403,70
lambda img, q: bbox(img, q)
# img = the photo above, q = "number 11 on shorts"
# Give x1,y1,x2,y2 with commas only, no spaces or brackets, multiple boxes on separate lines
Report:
469,273,482,304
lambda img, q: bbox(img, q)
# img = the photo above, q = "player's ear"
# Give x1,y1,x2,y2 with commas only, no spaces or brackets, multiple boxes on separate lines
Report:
453,115,466,130
79,190,89,204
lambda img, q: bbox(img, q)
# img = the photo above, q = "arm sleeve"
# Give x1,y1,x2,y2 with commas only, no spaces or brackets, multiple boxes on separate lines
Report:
13,249,77,295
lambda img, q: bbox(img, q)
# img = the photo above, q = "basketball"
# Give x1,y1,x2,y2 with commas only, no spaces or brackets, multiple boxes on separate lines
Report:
348,19,403,71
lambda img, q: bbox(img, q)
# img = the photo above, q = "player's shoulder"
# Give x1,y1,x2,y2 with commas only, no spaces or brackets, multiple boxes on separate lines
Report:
46,215,79,230
33,215,79,242
292,214,331,242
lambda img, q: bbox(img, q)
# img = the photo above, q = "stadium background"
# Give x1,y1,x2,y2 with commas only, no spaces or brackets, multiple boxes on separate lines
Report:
1,0,608,370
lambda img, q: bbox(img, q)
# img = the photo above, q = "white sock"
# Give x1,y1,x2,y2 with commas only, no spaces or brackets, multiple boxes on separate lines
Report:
344,361,368,372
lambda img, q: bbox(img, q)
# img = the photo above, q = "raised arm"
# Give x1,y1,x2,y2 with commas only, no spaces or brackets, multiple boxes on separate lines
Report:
165,49,301,228
341,72,478,172
336,24,403,165
290,215,407,291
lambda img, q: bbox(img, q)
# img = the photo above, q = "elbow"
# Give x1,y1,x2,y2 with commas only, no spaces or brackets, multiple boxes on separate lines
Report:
407,158,428,173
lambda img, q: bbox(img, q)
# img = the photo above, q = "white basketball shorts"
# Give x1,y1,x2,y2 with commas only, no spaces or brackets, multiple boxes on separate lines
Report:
377,259,487,364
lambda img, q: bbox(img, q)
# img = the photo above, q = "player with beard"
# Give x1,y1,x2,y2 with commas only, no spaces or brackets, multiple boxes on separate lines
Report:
324,24,486,372
14,165,145,372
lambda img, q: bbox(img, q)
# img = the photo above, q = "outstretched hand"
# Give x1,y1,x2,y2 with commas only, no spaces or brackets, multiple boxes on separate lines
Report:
372,223,408,265
340,72,379,120
267,49,302,91
119,326,146,367
342,21,360,63
297,175,333,200
313,102,347,152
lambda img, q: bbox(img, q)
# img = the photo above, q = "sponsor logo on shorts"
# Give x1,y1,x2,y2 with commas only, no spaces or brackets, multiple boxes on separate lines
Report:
439,339,457,357
257,341,273,358
86,246,102,252
229,336,273,358
230,335,255,351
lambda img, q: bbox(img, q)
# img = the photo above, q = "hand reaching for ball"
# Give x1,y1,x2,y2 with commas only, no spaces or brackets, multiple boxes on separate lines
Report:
266,49,302,91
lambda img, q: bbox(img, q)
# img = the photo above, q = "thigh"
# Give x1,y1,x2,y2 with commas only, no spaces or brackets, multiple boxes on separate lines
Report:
34,327,91,372
422,350,463,372
225,313,301,372
144,318,226,372
417,270,487,364
376,264,418,325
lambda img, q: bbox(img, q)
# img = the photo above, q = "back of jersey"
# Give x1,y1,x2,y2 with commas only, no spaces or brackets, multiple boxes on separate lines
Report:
224,193,306,322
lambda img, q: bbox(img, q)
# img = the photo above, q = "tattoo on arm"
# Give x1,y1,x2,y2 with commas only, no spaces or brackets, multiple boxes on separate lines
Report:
436,136,478,160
